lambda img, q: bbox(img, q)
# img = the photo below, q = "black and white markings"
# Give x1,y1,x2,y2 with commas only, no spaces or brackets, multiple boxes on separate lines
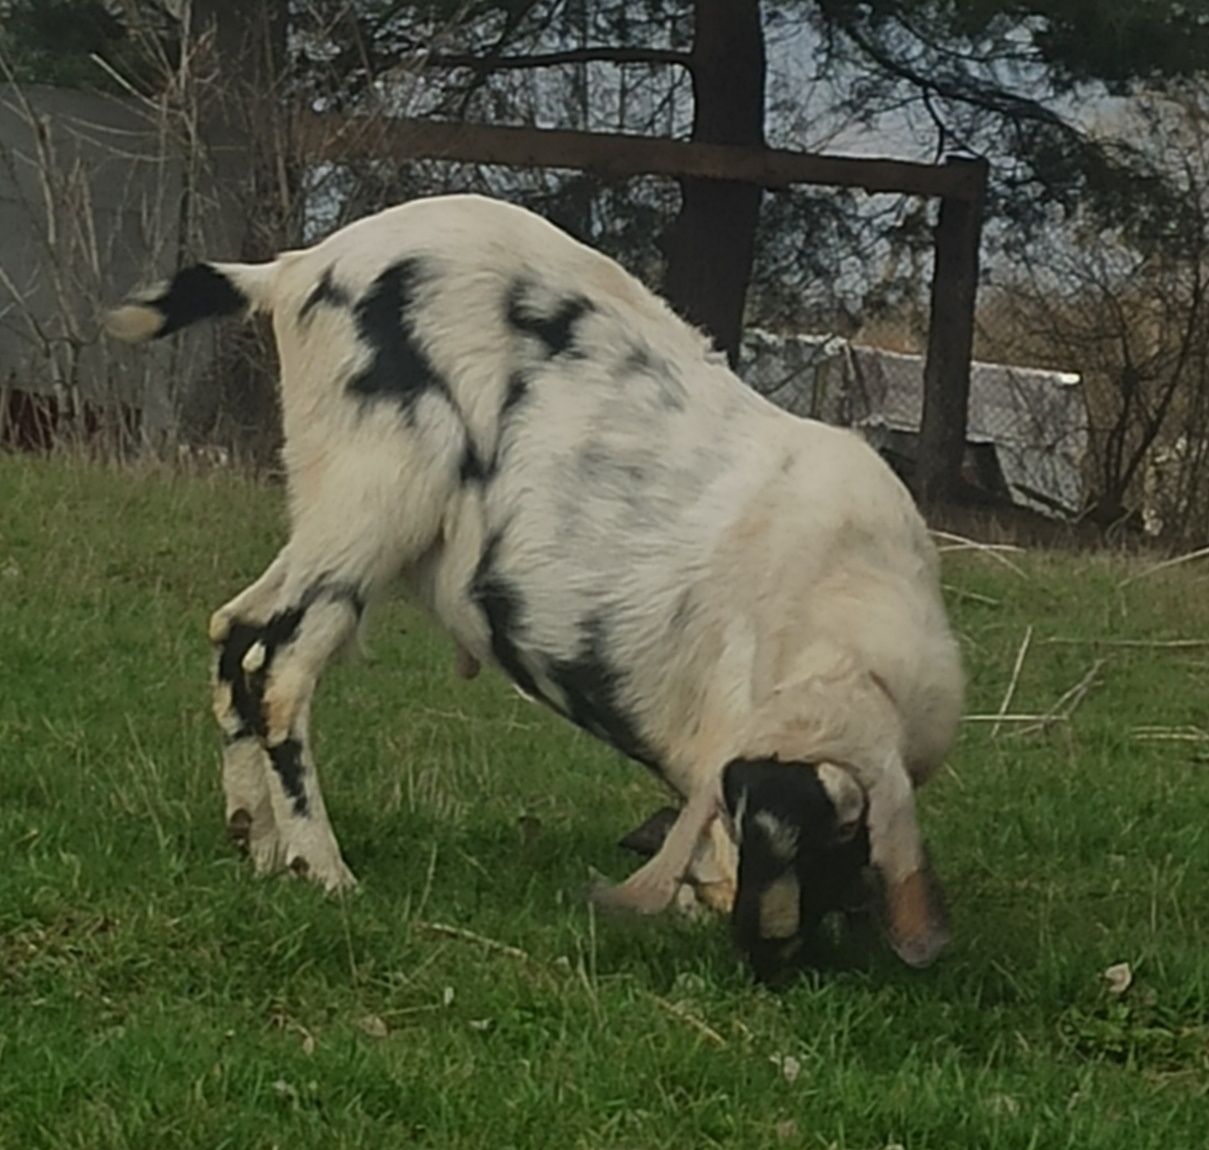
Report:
347,259,447,414
471,532,657,772
214,579,365,817
506,280,595,358
108,193,960,968
298,266,352,323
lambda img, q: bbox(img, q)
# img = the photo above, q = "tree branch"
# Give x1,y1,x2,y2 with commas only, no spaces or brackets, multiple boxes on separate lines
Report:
425,47,692,74
818,1,1077,139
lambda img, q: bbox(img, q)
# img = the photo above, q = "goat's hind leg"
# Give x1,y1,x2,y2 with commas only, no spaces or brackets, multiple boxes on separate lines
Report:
211,556,364,889
251,577,364,891
211,556,289,873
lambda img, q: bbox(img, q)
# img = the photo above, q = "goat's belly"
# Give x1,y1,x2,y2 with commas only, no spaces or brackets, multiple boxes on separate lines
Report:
460,518,696,777
450,401,773,779
471,573,668,772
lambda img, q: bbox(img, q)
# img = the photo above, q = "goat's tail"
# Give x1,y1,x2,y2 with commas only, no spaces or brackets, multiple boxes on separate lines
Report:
105,260,281,344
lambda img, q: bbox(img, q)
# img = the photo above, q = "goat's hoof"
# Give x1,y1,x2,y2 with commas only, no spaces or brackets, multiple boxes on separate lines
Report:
588,873,675,917
453,646,481,680
285,851,359,894
226,808,253,854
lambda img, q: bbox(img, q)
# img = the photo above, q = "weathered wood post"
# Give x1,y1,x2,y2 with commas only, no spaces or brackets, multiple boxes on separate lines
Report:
915,155,989,506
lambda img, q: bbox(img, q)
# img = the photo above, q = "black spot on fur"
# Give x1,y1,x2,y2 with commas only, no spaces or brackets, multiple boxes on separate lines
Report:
149,263,246,339
460,439,487,484
545,615,658,770
259,604,307,654
620,342,685,410
471,532,544,702
301,577,365,621
267,737,309,816
506,282,594,357
471,542,658,772
217,619,286,737
482,371,532,481
723,758,871,983
500,371,529,419
299,267,351,323
347,259,446,414
623,345,654,373
216,579,362,737
226,607,303,735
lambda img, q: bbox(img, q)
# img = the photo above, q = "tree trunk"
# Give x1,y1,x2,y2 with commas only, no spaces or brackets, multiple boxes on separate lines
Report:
185,0,292,466
915,157,988,505
662,0,765,366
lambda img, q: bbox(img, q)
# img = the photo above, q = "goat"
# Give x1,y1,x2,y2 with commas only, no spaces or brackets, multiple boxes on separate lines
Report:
106,193,963,974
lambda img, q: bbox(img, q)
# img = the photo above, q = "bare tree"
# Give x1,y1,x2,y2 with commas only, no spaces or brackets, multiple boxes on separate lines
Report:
985,89,1209,537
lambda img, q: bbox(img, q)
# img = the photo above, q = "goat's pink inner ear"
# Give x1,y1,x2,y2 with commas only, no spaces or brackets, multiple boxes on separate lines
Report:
882,863,949,968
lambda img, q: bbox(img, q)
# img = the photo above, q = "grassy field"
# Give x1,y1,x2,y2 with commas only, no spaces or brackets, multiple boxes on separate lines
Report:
2,453,1208,1150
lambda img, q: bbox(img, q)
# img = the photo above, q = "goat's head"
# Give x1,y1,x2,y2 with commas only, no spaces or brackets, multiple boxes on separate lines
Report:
721,756,947,981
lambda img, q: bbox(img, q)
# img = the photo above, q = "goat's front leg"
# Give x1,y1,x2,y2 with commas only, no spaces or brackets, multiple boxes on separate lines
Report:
591,782,720,915
618,803,738,916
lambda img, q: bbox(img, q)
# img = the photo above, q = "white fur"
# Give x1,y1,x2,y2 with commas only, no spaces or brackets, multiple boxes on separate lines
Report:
110,194,963,932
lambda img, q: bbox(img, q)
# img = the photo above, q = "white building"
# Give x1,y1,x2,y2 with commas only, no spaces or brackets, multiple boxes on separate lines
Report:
741,329,1089,517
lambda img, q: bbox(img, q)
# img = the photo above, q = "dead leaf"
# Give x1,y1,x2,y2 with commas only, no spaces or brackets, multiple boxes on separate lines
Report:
357,1014,389,1038
987,1093,1020,1116
1103,962,1133,995
770,1053,801,1084
775,1119,798,1141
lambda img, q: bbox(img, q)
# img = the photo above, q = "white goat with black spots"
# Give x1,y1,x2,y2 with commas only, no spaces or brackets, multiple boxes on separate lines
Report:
107,194,963,976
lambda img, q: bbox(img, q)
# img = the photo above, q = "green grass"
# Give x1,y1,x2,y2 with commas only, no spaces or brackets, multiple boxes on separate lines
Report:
2,453,1209,1150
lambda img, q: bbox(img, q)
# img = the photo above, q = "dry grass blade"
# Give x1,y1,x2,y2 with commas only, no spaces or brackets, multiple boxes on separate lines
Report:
1118,545,1209,589
943,583,1002,606
931,530,1026,554
1012,659,1105,737
413,921,533,963
993,626,1034,738
1130,725,1209,743
411,919,729,1048
1045,638,1209,650
931,530,1029,577
964,713,1067,724
639,991,728,1048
